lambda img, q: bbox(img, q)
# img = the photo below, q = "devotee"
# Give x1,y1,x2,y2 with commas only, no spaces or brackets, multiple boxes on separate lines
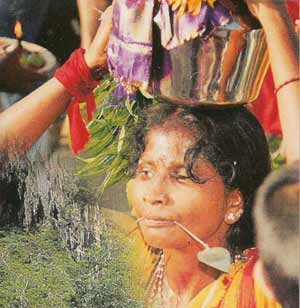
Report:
0,6,113,156
125,102,272,307
0,0,298,162
254,162,299,308
0,0,52,156
0,1,299,307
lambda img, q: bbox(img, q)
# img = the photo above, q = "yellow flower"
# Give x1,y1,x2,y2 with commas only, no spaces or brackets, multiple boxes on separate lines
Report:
165,0,216,16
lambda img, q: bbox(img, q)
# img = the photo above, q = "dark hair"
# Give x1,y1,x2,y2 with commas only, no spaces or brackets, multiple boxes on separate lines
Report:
130,103,271,255
254,162,299,308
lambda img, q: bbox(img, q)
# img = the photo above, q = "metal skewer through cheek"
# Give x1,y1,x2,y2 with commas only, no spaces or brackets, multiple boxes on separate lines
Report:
125,217,145,236
174,221,231,273
134,218,231,272
136,217,145,224
174,221,209,249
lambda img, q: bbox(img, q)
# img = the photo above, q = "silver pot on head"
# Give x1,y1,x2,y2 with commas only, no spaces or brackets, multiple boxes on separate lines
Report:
148,27,269,106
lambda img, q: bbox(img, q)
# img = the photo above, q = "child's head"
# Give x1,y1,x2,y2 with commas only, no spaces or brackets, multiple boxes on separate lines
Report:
254,162,299,308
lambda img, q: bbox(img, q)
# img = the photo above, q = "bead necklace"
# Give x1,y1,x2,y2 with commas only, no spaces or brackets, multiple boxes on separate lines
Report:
147,253,221,308
147,252,181,307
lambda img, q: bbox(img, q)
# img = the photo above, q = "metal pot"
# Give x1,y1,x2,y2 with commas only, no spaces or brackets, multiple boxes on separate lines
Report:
148,28,269,106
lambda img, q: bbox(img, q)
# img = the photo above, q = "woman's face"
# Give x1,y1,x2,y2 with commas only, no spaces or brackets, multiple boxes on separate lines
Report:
128,124,231,250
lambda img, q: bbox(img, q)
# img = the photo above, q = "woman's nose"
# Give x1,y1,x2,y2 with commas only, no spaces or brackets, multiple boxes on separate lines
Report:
142,174,172,206
143,185,171,206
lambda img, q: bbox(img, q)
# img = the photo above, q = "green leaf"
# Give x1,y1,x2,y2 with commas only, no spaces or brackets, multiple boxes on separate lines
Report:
125,98,138,121
77,155,115,177
117,126,126,154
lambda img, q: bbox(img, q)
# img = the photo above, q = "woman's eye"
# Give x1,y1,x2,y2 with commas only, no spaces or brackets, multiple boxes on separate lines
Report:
137,169,153,179
172,172,190,182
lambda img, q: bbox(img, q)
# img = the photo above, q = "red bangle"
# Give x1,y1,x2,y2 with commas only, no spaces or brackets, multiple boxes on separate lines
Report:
274,77,299,95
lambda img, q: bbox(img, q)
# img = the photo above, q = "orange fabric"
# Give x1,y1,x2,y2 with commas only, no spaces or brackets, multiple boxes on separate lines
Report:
238,249,259,308
187,249,281,308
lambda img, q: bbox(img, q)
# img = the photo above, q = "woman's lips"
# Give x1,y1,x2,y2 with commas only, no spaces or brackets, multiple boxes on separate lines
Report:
141,218,175,228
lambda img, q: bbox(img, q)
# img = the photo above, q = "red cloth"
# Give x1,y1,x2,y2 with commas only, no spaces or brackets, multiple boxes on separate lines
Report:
55,48,98,154
238,248,259,308
251,1,299,135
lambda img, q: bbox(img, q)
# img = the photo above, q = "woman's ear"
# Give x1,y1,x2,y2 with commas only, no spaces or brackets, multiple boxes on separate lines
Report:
224,190,244,225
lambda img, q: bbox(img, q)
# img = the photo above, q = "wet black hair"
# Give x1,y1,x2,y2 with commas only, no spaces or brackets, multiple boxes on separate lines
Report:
130,103,271,256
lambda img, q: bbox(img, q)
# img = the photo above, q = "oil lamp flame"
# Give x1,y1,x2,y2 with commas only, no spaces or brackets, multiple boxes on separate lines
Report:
14,20,23,40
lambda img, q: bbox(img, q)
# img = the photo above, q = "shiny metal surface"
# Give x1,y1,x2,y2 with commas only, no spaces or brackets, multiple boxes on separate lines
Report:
149,28,269,106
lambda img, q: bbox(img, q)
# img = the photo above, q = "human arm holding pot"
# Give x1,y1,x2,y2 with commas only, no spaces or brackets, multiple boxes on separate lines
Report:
0,6,113,155
77,0,112,49
247,0,300,163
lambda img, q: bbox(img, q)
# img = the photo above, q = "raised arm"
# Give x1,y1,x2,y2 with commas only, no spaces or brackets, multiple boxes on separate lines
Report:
247,0,300,163
77,0,111,49
0,6,112,155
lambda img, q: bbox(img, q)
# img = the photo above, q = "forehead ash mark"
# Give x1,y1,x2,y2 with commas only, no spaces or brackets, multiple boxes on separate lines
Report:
141,125,196,167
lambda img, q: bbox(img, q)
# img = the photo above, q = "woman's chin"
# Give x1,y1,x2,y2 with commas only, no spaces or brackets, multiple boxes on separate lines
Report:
141,228,186,250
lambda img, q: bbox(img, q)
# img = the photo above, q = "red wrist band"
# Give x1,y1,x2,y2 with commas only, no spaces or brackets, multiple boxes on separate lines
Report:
55,48,99,154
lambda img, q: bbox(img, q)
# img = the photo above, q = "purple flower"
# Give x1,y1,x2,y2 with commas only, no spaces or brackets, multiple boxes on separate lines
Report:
126,0,145,9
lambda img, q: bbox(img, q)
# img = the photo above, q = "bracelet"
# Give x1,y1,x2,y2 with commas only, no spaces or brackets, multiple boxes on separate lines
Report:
55,48,103,154
90,65,107,81
274,77,299,95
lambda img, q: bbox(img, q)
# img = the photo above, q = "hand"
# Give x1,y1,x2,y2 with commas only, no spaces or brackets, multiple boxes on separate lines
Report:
84,5,113,69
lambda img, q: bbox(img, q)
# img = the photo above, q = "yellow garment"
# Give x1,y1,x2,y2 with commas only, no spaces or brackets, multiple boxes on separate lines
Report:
188,261,282,308
188,262,245,307
103,209,282,308
254,283,282,308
